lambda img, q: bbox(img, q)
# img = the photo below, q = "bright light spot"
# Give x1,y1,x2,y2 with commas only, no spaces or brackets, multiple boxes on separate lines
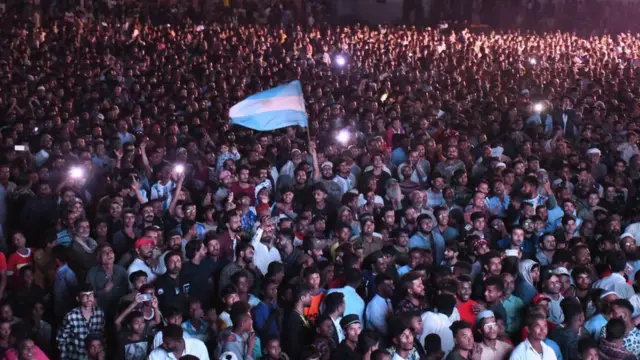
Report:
337,130,350,144
529,58,537,65
336,55,346,67
534,103,544,113
70,167,84,179
174,164,185,173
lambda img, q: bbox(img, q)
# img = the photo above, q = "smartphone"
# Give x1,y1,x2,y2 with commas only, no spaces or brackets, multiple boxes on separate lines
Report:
506,249,519,257
139,293,153,302
14,145,25,152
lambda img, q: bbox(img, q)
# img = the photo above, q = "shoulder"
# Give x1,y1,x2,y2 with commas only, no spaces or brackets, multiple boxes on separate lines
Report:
186,337,207,349
498,340,514,350
148,348,166,359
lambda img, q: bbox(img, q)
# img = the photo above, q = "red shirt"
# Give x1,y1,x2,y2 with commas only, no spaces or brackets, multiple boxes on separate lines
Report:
456,298,478,326
230,182,255,203
7,248,33,276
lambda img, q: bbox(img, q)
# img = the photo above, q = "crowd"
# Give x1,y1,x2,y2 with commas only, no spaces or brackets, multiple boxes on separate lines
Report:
2,0,640,360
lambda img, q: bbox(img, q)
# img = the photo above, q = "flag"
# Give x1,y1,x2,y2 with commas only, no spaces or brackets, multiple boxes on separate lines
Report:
229,80,308,131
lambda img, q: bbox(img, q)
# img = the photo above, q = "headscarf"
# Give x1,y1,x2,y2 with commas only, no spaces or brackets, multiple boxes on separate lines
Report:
519,259,539,286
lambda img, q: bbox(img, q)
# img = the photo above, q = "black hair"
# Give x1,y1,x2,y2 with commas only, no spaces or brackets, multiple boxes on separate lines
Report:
606,318,627,341
235,241,253,260
323,292,345,315
345,269,362,287
388,316,411,339
424,333,442,353
607,251,628,273
293,284,312,304
434,293,457,317
526,313,547,328
229,301,251,328
578,337,598,356
371,349,391,360
303,265,320,279
611,299,634,315
164,307,183,319
230,270,250,287
357,328,381,354
449,320,471,337
162,324,184,342
184,239,203,261
221,285,239,299
484,276,504,293
163,250,182,265
129,270,147,285
562,304,583,326
180,219,196,236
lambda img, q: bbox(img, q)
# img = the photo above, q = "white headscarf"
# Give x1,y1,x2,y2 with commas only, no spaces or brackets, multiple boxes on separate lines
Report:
519,259,539,286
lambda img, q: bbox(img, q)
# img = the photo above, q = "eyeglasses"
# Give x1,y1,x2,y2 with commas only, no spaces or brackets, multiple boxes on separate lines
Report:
483,322,497,329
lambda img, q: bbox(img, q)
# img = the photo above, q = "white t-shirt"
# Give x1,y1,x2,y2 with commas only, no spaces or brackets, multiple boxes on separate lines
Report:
127,258,157,287
148,338,209,360
152,332,191,349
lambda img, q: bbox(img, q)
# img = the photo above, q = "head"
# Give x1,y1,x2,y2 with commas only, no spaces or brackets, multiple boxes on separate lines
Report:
161,325,185,352
484,276,504,304
450,321,474,351
527,314,548,342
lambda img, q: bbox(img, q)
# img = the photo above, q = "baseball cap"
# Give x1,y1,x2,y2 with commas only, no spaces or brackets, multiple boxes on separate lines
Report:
340,314,360,329
476,310,495,322
533,294,551,304
553,267,571,277
134,237,156,249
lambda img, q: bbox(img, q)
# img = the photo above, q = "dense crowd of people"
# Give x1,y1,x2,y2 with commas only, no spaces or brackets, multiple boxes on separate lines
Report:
2,0,640,360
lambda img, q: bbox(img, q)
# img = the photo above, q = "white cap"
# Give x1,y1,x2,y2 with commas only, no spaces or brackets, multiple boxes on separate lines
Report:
495,162,507,169
553,267,570,277
600,291,618,299
620,233,635,240
586,148,601,155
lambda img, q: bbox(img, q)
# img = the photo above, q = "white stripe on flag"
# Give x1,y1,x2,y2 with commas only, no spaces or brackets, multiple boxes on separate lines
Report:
229,95,305,118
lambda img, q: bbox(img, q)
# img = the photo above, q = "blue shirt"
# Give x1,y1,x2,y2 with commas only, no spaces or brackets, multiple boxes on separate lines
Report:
182,318,209,342
434,226,459,243
397,265,412,277
497,235,538,259
409,231,445,265
503,294,525,334
327,286,365,323
487,195,510,217
391,148,407,166
514,275,538,305
545,338,564,360
253,301,280,337
584,313,608,340
54,264,78,318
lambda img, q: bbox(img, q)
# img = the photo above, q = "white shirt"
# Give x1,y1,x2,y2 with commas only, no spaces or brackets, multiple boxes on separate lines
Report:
543,293,565,325
366,294,392,335
250,228,282,275
327,286,365,323
420,311,454,354
593,273,635,299
509,338,557,360
331,316,345,343
127,258,157,287
152,333,191,349
148,338,210,360
625,223,640,246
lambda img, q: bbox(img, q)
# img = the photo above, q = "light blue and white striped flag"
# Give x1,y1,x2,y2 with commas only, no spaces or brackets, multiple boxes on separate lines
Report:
229,80,308,131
